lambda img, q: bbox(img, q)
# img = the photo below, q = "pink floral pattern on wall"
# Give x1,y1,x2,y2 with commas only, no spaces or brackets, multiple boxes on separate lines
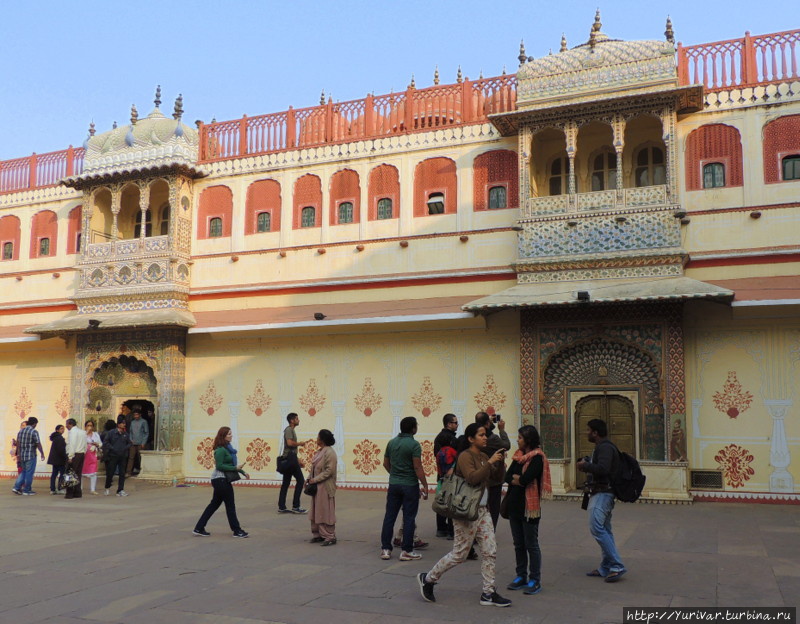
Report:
298,438,316,468
411,377,442,417
473,374,507,416
299,379,326,416
196,437,215,469
199,381,223,416
715,444,755,488
54,386,70,420
420,439,436,477
712,371,753,419
352,439,382,475
354,377,383,416
245,438,271,470
15,387,32,420
246,379,272,416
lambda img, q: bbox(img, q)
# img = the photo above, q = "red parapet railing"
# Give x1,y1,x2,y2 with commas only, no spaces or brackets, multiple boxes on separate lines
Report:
0,146,85,195
678,28,800,91
199,74,517,162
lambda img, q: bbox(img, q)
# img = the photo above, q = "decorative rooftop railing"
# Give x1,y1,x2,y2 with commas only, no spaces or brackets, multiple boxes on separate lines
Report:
0,147,84,195
678,28,800,91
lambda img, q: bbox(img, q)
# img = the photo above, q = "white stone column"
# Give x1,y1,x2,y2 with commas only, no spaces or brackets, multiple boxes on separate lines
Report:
764,400,793,493
390,401,404,437
332,400,346,480
691,399,702,465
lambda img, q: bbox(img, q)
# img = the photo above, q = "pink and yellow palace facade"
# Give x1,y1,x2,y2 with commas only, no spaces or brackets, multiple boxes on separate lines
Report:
1,15,799,502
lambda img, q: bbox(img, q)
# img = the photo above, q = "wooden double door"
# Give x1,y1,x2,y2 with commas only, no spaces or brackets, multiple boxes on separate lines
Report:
574,394,635,488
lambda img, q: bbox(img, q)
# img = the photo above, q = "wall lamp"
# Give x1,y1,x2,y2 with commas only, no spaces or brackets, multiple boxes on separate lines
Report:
576,291,590,303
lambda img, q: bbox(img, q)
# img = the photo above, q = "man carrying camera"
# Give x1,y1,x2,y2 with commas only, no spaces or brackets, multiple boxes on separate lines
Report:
576,418,626,583
475,412,511,529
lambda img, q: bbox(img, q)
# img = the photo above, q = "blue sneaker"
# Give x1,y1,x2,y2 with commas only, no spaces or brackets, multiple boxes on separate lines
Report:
507,576,527,591
523,580,542,595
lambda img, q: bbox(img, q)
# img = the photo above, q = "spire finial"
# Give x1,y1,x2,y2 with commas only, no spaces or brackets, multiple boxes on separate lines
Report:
560,33,568,52
409,74,415,89
479,69,484,80
173,94,184,120
456,65,463,83
154,85,162,108
433,66,440,85
130,104,138,125
502,65,507,75
518,40,527,67
112,121,118,129
88,120,96,137
592,8,602,32
665,16,675,44
320,89,325,105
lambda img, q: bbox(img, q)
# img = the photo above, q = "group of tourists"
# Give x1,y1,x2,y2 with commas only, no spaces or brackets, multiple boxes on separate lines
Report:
10,404,150,499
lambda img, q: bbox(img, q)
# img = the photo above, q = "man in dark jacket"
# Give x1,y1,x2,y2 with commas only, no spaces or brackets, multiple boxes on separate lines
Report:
475,411,511,529
577,418,626,583
103,421,132,497
433,414,459,537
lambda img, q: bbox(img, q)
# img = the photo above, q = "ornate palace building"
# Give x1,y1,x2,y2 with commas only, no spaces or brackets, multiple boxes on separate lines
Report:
1,15,798,502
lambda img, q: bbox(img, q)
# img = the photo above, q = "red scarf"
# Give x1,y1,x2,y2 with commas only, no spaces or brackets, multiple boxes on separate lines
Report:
511,447,552,519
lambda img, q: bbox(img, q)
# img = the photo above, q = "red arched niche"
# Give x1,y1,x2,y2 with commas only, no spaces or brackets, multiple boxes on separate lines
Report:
368,164,400,220
0,215,21,260
473,149,519,210
30,210,58,258
414,157,457,217
329,169,360,225
685,124,743,190
198,186,233,239
245,179,281,235
67,205,82,254
763,115,800,183
293,174,322,229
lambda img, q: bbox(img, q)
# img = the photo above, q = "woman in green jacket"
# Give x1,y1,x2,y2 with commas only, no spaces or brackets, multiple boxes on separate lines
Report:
193,426,250,537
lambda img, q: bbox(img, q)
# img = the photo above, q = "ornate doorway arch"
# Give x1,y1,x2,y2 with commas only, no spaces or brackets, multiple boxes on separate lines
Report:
87,355,157,433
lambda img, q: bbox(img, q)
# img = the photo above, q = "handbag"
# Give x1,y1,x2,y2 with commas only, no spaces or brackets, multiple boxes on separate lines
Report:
60,467,79,489
224,470,241,483
431,472,483,521
276,455,290,475
499,487,511,519
303,481,317,496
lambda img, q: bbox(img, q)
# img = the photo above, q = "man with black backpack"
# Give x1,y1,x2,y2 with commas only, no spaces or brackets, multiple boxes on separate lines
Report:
577,418,627,583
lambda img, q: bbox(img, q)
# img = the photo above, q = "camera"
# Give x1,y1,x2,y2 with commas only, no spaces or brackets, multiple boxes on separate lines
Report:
581,456,591,464
492,413,501,423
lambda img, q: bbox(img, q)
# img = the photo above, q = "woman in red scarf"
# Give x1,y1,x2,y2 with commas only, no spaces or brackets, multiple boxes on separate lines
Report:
503,425,551,595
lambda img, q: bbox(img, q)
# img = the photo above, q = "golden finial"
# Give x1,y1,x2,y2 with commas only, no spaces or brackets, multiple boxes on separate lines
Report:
560,33,568,52
409,74,415,89
502,65,507,75
130,104,138,125
112,121,118,129
479,69,484,80
456,66,463,83
154,85,162,108
434,66,440,85
88,120,95,137
320,89,325,105
665,16,675,44
518,40,527,67
592,8,602,33
173,94,183,120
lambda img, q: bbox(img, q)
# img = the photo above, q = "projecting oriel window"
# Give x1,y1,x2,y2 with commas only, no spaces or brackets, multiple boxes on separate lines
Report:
488,186,507,209
783,155,800,181
301,206,316,228
427,193,445,215
377,198,393,220
703,163,726,189
209,217,223,238
338,202,354,224
2,242,12,260
257,211,271,232
39,238,50,257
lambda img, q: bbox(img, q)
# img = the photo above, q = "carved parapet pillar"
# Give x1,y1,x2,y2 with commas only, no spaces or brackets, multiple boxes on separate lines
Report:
110,184,122,241
613,114,625,202
519,126,533,202
139,182,151,241
661,105,678,200
565,121,578,204
764,400,794,493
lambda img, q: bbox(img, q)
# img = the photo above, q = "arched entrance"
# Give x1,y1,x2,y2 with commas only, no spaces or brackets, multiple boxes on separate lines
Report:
574,394,636,487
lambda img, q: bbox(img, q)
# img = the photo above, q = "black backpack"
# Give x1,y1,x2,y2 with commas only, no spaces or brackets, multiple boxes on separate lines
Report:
612,450,646,503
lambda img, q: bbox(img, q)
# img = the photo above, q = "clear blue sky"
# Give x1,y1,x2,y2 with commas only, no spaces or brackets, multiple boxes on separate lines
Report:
0,0,793,161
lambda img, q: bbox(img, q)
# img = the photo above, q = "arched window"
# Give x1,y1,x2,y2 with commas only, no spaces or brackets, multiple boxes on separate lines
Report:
39,238,50,257
3,242,13,260
635,146,666,187
209,217,223,238
377,197,393,220
301,206,316,228
783,155,800,181
488,186,507,209
256,211,271,232
338,202,354,224
549,157,568,195
591,151,617,191
427,193,445,215
703,163,726,189
160,204,170,236
134,210,152,238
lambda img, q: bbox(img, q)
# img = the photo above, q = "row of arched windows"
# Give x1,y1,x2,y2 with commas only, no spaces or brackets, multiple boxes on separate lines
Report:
197,150,519,239
0,206,82,261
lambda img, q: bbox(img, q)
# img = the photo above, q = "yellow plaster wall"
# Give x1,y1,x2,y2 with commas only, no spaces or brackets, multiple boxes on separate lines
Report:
184,318,519,485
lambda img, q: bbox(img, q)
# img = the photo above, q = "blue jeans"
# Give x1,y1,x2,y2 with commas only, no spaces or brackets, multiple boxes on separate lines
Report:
380,484,419,552
587,492,625,576
508,515,541,581
14,458,37,493
50,465,65,492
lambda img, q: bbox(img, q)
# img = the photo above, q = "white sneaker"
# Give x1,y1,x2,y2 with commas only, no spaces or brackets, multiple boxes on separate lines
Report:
399,550,422,561
104,489,110,496
116,491,129,497
380,549,391,560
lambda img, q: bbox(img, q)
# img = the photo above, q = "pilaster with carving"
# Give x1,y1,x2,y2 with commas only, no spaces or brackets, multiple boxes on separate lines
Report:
612,114,626,200
110,184,121,241
661,104,678,200
138,182,151,241
565,120,577,200
764,400,793,492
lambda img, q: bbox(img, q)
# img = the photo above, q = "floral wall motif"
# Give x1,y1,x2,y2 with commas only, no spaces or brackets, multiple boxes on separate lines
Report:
352,439,382,475
712,371,753,418
14,387,32,420
298,438,316,467
196,437,215,469
715,444,755,488
246,379,271,416
411,376,442,417
54,386,70,419
354,377,382,416
245,438,271,470
299,379,325,416
199,381,223,416
473,374,507,416
420,439,436,477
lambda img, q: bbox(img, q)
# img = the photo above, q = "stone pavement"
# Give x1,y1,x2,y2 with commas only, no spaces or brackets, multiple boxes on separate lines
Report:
1,478,798,624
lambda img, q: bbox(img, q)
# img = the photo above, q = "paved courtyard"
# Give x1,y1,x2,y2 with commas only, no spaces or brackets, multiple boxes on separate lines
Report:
1,478,798,624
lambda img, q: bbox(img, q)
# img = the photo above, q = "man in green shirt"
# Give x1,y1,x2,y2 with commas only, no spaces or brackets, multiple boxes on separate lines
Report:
278,413,308,513
380,417,429,561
